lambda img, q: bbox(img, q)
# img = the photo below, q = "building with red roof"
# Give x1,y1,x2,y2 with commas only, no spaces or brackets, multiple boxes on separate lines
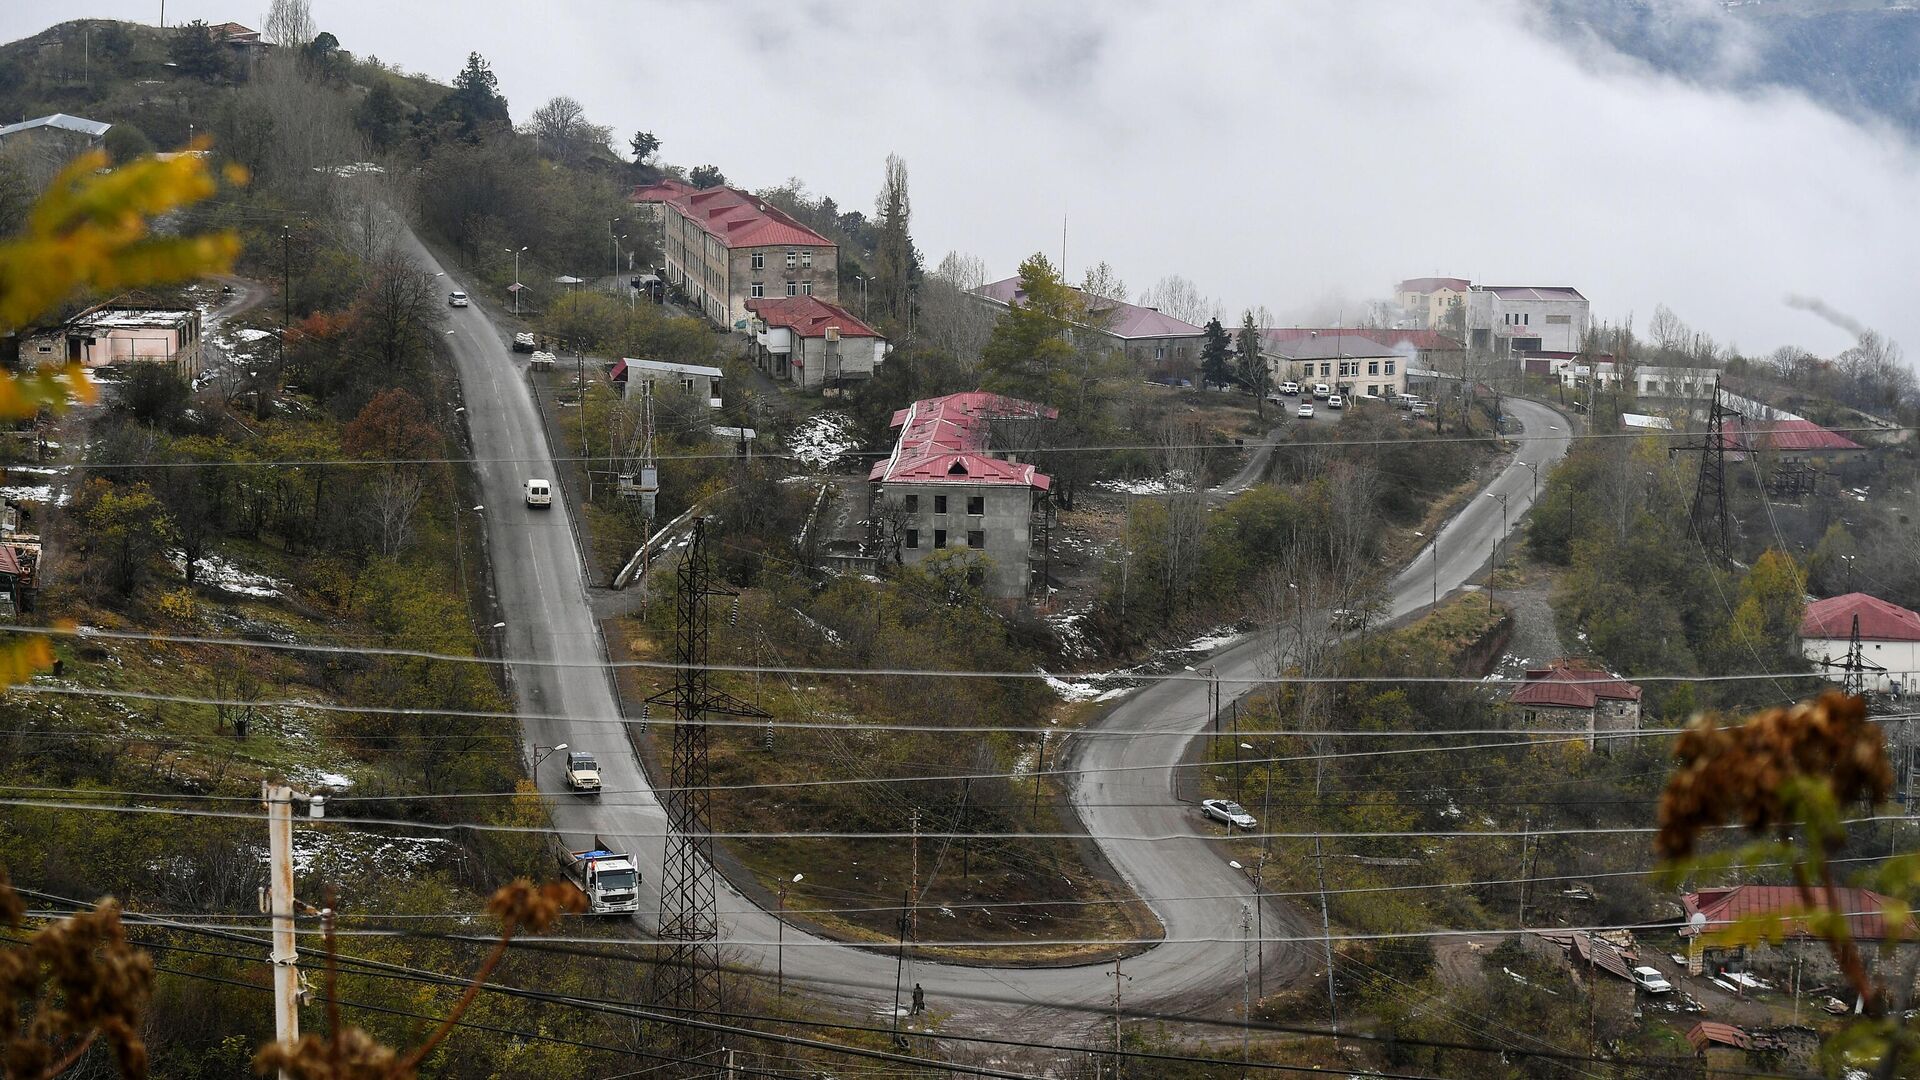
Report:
869,392,1057,599
1800,592,1920,697
744,297,887,389
1507,658,1642,747
658,186,838,328
1679,884,1915,978
1716,417,1865,458
971,277,1206,380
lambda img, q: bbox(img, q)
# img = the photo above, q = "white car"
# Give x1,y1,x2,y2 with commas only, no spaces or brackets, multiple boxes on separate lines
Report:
524,477,553,508
448,290,469,307
1631,966,1673,994
1278,381,1300,395
564,751,601,795
1312,383,1331,399
1297,402,1314,418
1327,394,1345,410
1201,799,1257,830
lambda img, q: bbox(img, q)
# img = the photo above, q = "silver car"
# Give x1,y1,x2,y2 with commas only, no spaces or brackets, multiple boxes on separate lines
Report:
1202,799,1257,830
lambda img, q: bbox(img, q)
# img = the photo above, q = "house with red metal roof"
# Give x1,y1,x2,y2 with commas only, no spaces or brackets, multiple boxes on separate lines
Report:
744,297,887,390
1679,884,1915,980
868,392,1057,599
971,277,1206,381
657,186,838,328
1800,592,1920,697
627,178,698,229
1506,658,1641,748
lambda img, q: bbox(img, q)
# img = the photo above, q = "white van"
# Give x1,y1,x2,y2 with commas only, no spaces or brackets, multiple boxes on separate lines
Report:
1312,383,1331,399
524,478,553,508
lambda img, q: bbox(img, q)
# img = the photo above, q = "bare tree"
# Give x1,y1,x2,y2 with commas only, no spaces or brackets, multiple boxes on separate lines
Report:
933,250,988,293
1158,419,1207,616
364,469,424,556
1136,274,1215,326
873,153,913,320
1081,261,1128,304
246,42,368,188
524,95,612,167
260,0,315,47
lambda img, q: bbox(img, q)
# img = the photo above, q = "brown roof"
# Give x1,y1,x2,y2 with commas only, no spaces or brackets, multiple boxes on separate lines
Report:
1681,885,1910,941
1686,1022,1750,1052
1508,659,1642,709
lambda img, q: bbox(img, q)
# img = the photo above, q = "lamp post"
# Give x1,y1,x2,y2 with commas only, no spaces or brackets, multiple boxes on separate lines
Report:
853,274,869,321
609,218,622,290
1521,459,1539,504
777,872,803,997
532,742,567,771
1840,553,1858,592
505,247,526,316
1487,491,1509,566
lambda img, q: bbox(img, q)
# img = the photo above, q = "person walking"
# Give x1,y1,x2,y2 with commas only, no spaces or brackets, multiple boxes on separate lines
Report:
910,983,925,1016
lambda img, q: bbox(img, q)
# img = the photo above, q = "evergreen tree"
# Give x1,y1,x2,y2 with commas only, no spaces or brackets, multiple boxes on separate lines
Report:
168,21,230,83
442,52,510,138
688,164,726,189
1199,317,1233,389
1235,311,1269,418
628,131,660,164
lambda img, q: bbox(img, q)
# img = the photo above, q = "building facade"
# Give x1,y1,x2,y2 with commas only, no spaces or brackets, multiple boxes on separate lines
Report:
610,357,723,406
0,113,111,166
1680,885,1915,982
745,296,887,389
1396,277,1471,330
1465,285,1590,355
971,278,1206,380
1800,592,1920,697
1262,334,1408,400
23,306,203,378
1506,659,1642,748
659,186,838,328
868,392,1056,600
1263,328,1464,377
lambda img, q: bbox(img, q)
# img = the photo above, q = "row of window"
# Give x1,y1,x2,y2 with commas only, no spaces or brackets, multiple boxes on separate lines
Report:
1504,312,1530,326
749,281,815,298
906,528,985,550
904,493,985,515
1299,360,1396,377
750,250,816,270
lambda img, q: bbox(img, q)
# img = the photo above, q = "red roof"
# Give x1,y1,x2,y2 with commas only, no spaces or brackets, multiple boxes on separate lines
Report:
1261,327,1463,352
869,392,1056,490
1681,884,1909,941
1800,592,1920,642
0,544,22,577
629,179,696,204
1508,659,1642,709
745,297,880,340
1398,277,1471,294
1717,418,1862,453
1685,1022,1750,1052
973,278,1206,340
664,186,833,249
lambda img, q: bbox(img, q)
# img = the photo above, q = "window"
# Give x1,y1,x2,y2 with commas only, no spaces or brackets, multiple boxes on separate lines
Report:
967,530,985,549
966,495,984,515
786,281,798,297
1385,360,1396,375
905,529,919,549
934,529,948,548
751,252,764,270
801,282,813,296
750,282,764,298
1154,345,1166,360
785,251,797,269
1368,360,1379,375
1320,362,1332,377
682,378,695,393
1546,314,1571,325
801,251,813,268
934,495,948,514
904,494,919,513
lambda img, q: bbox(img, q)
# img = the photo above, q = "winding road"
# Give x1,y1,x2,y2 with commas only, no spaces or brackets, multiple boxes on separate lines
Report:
411,228,1571,1032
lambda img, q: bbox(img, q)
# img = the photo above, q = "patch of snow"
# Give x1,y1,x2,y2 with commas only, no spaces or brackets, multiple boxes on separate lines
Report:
290,829,451,876
790,607,845,646
0,484,64,506
295,768,355,789
1722,971,1771,990
1044,672,1105,702
167,549,287,598
1180,628,1240,653
1093,470,1194,496
233,328,275,342
788,412,860,472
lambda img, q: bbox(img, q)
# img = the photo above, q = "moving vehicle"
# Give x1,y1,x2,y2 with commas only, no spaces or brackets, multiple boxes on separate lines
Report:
1297,402,1314,418
525,478,553,508
1312,383,1331,399
512,332,537,353
1327,394,1345,410
1201,799,1257,830
448,290,469,307
1278,381,1300,395
1631,966,1673,994
564,841,641,915
564,751,601,795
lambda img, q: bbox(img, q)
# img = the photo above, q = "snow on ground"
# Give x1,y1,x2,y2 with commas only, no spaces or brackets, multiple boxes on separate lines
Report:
1179,628,1241,653
0,483,63,506
788,412,860,471
167,549,287,598
1093,470,1194,496
295,768,355,789
233,327,275,342
291,829,453,877
1043,672,1107,702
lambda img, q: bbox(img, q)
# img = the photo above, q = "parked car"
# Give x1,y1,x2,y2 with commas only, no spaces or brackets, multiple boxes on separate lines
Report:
1297,402,1314,418
1201,799,1257,830
524,478,553,508
1312,383,1331,399
448,291,469,308
1396,393,1417,410
1631,966,1673,994
1327,394,1345,410
1278,381,1300,396
1410,401,1431,417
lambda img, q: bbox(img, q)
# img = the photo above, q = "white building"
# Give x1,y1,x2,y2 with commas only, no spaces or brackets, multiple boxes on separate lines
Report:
1396,277,1471,330
1800,593,1920,697
1264,334,1408,401
1631,365,1718,399
745,296,888,389
610,357,723,407
1465,285,1590,355
23,306,203,378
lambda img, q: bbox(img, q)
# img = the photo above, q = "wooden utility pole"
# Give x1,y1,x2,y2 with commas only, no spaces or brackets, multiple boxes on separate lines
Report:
1109,958,1130,1080
1313,834,1337,1032
262,782,299,1079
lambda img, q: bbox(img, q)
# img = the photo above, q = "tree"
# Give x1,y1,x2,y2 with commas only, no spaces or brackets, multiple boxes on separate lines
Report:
1236,311,1269,417
354,81,410,155
261,0,316,47
78,480,173,595
525,95,610,168
688,164,726,189
1136,273,1214,326
101,123,154,164
628,130,660,164
343,387,441,461
1198,317,1233,389
979,252,1081,402
346,247,446,400
168,21,230,82
1080,261,1127,303
872,153,914,322
444,52,511,139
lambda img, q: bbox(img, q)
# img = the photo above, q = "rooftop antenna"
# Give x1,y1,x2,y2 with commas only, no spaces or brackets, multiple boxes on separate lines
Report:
1060,210,1068,278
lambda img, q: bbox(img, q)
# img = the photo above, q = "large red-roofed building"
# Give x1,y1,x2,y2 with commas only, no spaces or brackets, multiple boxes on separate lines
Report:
1506,658,1642,747
657,186,838,327
1800,592,1920,697
869,392,1056,599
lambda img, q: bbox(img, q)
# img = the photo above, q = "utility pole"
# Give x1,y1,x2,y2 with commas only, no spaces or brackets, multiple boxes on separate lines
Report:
890,890,911,1049
1312,833,1337,1033
909,806,921,973
1431,539,1439,609
1253,850,1268,999
1032,731,1049,819
1516,810,1532,926
1240,902,1253,1079
1109,958,1131,1080
262,782,300,1079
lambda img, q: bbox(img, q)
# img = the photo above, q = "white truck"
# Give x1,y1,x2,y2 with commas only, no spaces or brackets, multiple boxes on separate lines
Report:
563,750,601,794
564,840,640,915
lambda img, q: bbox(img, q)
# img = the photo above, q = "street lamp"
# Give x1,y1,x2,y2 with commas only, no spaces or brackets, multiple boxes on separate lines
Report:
1840,553,1859,592
777,872,804,997
1521,459,1539,503
853,274,868,320
609,218,622,289
532,742,567,769
505,247,527,316
1486,491,1509,559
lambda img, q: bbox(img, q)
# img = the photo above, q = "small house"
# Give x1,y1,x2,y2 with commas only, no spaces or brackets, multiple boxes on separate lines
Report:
610,358,723,407
1680,884,1915,981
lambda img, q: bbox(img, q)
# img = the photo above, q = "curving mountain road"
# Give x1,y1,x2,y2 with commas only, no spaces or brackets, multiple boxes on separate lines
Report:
415,224,1570,1032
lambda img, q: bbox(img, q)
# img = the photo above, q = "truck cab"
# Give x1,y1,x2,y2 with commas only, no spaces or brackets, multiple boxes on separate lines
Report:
566,844,640,915
564,751,601,794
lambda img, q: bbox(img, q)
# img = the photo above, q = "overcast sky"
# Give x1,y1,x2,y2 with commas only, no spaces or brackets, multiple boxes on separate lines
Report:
9,0,1919,356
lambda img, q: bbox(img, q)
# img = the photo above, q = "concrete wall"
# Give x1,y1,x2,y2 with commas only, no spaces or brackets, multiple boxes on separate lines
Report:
876,481,1038,598
1466,292,1591,353
1399,287,1466,329
1802,637,1920,696
726,244,839,327
1119,334,1203,378
624,369,719,405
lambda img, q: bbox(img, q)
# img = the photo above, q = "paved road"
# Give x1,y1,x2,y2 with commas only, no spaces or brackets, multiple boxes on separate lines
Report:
416,222,1571,1033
